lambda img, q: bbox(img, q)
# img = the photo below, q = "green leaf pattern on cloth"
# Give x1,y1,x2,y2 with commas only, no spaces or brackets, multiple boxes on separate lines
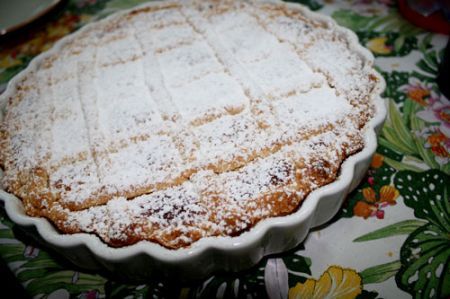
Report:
0,0,449,298
394,170,450,299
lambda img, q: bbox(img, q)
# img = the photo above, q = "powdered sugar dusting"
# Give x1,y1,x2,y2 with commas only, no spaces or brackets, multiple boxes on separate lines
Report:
1,0,379,249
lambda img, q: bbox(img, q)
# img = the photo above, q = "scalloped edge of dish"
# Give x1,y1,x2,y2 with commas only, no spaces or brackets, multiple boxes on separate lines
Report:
0,0,386,281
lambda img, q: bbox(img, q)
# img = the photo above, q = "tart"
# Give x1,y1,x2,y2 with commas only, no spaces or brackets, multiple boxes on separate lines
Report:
0,0,384,251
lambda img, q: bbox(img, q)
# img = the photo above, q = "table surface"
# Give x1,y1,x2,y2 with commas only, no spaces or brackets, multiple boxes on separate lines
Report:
0,0,448,298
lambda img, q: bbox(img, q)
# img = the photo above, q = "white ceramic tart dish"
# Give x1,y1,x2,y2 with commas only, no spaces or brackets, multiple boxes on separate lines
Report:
0,0,386,280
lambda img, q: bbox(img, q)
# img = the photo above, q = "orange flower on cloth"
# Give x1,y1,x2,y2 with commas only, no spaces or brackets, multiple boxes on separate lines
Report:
400,77,432,107
289,266,362,299
354,185,400,219
379,185,400,205
431,145,450,159
353,201,376,219
427,130,450,159
419,127,450,166
427,131,447,147
406,87,430,106
370,153,384,169
362,187,377,203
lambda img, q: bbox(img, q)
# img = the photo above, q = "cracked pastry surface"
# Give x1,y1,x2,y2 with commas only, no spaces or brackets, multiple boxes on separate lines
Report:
0,0,381,249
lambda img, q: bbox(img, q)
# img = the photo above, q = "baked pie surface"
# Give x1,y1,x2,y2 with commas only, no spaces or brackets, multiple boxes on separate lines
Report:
0,0,381,249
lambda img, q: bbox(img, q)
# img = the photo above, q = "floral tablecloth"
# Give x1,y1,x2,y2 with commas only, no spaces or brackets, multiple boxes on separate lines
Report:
0,0,449,298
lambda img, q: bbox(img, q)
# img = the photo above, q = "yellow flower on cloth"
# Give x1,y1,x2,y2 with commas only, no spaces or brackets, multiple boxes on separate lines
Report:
0,55,21,69
289,266,362,299
366,37,392,55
